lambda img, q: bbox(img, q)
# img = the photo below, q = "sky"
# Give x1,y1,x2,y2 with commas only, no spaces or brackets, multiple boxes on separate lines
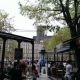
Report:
0,0,53,38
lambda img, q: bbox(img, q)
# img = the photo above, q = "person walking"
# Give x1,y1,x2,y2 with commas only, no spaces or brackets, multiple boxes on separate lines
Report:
64,60,73,80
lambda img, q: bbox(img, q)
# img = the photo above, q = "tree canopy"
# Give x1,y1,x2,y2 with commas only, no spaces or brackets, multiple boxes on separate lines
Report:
19,0,80,37
43,27,71,51
0,10,16,58
0,10,15,33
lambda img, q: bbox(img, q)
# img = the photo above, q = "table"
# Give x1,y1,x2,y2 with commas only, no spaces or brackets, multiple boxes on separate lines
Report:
56,69,65,80
23,76,36,80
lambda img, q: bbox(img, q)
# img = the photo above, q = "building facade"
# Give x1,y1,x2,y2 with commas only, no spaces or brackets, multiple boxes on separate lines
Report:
21,42,43,61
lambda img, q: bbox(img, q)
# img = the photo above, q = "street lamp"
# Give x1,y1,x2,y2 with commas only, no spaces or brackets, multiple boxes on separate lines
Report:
39,47,46,66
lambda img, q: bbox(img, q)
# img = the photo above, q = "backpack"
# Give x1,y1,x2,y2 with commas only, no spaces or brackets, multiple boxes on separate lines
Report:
34,69,38,74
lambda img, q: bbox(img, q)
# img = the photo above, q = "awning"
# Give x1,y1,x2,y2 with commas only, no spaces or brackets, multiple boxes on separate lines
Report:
55,45,71,53
0,31,34,42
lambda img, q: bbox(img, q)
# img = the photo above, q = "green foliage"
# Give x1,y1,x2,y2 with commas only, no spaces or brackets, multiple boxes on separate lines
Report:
0,10,15,57
5,40,18,57
43,39,50,51
43,27,71,50
18,0,63,24
0,10,15,33
19,0,80,37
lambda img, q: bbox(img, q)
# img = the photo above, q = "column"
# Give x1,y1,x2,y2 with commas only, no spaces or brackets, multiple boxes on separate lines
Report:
1,38,6,80
32,41,34,70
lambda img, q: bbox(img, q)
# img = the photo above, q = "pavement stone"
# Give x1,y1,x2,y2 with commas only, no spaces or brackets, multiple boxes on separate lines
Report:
37,66,50,80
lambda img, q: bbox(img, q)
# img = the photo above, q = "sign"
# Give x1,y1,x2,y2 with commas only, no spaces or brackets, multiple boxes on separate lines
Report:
14,48,23,60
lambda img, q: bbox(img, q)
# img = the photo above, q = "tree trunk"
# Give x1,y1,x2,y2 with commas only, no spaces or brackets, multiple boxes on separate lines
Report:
77,24,80,36
74,45,80,68
69,26,80,72
69,26,77,38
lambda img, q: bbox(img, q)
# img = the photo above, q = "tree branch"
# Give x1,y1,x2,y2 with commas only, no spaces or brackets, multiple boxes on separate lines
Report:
59,0,69,26
38,9,62,12
59,0,73,27
74,0,78,27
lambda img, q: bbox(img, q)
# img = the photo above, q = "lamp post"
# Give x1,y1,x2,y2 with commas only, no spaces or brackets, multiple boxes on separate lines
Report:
39,47,46,67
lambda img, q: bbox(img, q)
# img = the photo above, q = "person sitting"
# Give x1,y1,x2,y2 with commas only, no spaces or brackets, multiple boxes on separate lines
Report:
8,62,18,80
55,62,59,68
11,63,26,80
33,65,38,77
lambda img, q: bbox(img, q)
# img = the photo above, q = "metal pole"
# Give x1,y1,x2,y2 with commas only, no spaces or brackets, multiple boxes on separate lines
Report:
54,54,55,61
57,53,58,61
32,41,34,70
18,41,21,48
69,52,71,60
17,41,21,64
62,54,63,63
47,52,48,75
1,39,6,80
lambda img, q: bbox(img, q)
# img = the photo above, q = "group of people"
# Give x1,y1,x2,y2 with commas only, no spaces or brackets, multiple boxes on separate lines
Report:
2,59,42,80
48,60,80,80
57,60,80,80
4,59,80,80
64,60,80,80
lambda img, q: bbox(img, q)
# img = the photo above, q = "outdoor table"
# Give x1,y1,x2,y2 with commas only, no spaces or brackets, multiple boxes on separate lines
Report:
56,69,65,80
23,76,36,80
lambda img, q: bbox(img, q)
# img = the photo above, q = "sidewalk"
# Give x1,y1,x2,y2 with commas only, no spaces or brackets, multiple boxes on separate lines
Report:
37,73,50,80
37,67,50,80
37,66,62,80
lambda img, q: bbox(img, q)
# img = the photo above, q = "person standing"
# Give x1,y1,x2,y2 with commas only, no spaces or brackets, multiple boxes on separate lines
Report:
36,60,40,77
64,60,73,80
39,58,42,74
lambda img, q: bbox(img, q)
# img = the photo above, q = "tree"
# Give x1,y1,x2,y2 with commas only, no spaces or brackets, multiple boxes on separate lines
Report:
19,0,80,69
42,39,50,51
5,40,18,59
43,27,71,51
0,10,16,59
19,0,80,37
0,10,15,33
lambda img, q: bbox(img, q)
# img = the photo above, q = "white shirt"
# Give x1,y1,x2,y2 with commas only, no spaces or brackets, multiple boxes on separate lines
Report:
36,62,40,68
48,63,50,68
65,64,72,75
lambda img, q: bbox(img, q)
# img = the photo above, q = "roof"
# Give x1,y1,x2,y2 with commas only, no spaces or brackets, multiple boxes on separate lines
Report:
0,31,34,43
63,35,80,44
55,45,71,53
55,35,80,53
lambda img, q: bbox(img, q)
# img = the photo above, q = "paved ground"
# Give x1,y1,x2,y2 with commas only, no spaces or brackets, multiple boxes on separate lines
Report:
37,66,62,80
37,67,50,80
37,74,50,80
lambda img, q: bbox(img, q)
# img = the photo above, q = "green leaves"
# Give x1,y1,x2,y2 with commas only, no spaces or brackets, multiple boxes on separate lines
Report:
43,27,71,50
5,40,18,58
19,0,80,37
0,10,15,33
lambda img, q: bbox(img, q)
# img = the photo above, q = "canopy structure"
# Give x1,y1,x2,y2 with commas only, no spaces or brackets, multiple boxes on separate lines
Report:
54,35,80,67
0,31,34,78
55,45,71,53
55,35,80,53
0,31,34,42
